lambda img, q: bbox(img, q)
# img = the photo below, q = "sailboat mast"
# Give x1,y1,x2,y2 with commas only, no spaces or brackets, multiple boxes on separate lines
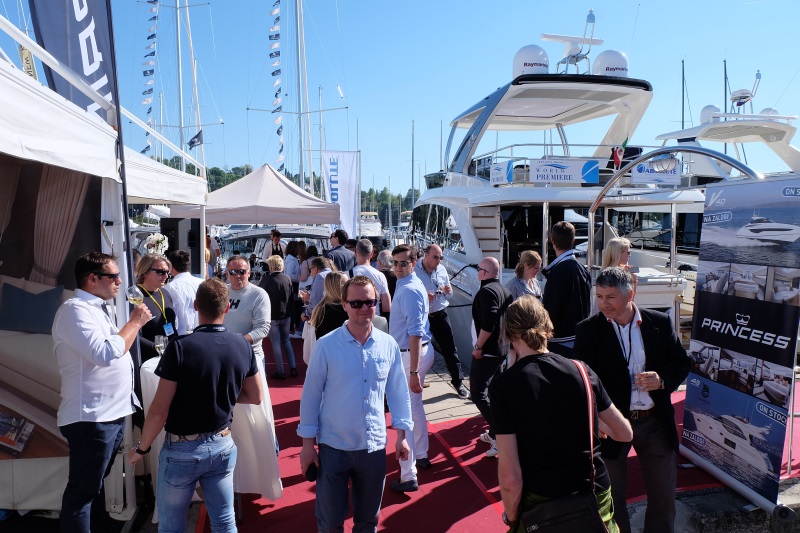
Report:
175,0,185,171
300,4,313,194
184,0,206,178
411,120,415,209
294,0,305,192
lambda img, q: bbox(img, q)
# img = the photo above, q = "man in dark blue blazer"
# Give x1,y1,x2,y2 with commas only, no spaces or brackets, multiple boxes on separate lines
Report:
324,228,356,272
574,267,690,533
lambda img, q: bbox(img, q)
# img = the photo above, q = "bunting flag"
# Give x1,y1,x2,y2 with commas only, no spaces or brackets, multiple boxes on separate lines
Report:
272,106,282,113
273,0,280,6
270,42,280,50
142,87,153,95
275,87,281,97
149,15,157,21
270,0,283,174
273,78,281,87
279,144,283,153
277,125,283,135
145,78,154,85
269,25,280,32
269,51,280,58
142,97,153,105
143,60,155,66
143,69,154,76
271,60,280,67
272,97,282,106
188,130,203,149
148,25,156,32
271,8,279,15
271,69,281,76
274,115,282,125
148,6,157,12
147,33,156,40
278,164,284,173
276,154,285,163
269,34,280,41
144,51,155,57
146,42,156,49
147,106,152,114
141,0,159,155
141,145,151,154
274,16,280,24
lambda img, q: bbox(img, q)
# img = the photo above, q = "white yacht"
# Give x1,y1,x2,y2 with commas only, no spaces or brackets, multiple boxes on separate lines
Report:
359,211,384,238
690,412,774,473
736,214,800,245
411,13,704,362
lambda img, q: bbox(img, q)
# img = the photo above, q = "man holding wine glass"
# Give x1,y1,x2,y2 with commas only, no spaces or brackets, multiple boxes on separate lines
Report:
574,267,690,533
52,252,152,532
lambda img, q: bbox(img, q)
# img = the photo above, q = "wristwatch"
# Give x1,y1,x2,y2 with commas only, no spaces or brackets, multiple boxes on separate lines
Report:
659,378,665,389
134,441,151,455
502,511,518,527
474,343,482,351
410,370,420,375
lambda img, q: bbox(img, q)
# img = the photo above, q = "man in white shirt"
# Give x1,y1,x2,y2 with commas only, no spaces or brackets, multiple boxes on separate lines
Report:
164,250,203,334
52,252,152,532
352,239,391,316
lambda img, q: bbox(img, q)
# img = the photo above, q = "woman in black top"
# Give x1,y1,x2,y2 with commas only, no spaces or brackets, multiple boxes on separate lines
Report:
260,255,297,379
309,272,348,339
135,253,178,361
489,296,631,532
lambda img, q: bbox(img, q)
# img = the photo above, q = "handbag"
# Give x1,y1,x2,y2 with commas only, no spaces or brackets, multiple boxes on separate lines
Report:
519,360,609,533
301,322,317,365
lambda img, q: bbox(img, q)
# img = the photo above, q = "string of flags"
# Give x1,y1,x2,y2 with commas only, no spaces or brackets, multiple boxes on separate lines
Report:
140,0,159,154
270,0,284,173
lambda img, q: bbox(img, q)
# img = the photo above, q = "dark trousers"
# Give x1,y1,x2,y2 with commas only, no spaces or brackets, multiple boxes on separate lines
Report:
316,444,387,533
603,417,677,533
428,310,463,385
59,417,126,533
291,281,301,331
469,355,505,439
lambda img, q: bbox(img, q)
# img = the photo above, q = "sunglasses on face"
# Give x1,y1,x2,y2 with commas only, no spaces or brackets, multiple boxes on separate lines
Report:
392,260,411,267
346,299,378,309
476,266,488,273
94,271,121,281
429,254,444,260
228,269,249,276
149,268,169,276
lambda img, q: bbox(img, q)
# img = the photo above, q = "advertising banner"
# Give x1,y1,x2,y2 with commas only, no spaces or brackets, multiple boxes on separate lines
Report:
322,150,359,239
490,160,513,185
631,160,681,185
529,158,600,184
29,0,116,121
682,176,800,503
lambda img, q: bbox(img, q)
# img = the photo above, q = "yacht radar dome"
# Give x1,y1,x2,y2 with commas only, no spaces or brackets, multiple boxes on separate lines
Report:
759,107,780,120
513,45,549,77
700,105,721,124
591,50,629,77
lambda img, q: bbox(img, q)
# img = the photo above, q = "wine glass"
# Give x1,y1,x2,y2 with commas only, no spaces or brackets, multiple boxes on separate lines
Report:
126,285,144,306
632,363,646,407
154,335,167,357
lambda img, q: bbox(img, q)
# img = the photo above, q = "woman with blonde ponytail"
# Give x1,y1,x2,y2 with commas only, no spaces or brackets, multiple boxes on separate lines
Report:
489,296,632,533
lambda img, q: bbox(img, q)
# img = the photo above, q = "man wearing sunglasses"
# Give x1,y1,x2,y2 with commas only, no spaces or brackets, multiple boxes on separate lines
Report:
223,256,272,373
388,244,433,492
52,252,152,532
324,228,356,272
299,276,412,531
415,244,467,399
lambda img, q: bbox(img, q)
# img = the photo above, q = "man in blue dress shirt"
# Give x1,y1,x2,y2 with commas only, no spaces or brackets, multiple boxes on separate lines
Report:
415,243,467,398
388,244,434,492
299,276,413,532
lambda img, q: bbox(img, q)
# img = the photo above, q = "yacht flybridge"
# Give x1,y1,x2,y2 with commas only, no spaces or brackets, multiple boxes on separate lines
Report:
410,12,717,362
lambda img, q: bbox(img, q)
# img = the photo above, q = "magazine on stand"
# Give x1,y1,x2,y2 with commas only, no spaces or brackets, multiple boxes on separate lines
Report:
0,406,34,456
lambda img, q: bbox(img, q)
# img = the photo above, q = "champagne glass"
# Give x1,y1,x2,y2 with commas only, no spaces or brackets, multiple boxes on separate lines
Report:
154,335,167,357
126,285,144,306
632,363,646,407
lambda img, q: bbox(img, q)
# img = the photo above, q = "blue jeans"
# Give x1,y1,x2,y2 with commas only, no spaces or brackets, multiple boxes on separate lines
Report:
59,417,125,533
316,444,386,533
157,433,237,533
268,317,296,373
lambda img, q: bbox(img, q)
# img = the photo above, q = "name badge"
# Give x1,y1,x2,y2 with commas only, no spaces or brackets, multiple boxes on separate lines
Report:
163,322,175,337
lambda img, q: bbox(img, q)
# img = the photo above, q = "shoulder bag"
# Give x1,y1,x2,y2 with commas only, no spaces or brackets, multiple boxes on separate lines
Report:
518,359,609,532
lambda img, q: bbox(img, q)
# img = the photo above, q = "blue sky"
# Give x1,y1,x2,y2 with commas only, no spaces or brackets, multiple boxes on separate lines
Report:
2,0,799,196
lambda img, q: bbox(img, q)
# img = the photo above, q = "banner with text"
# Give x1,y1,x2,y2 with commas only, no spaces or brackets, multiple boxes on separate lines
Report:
682,176,800,503
29,0,116,122
529,158,600,184
322,151,359,239
631,160,681,185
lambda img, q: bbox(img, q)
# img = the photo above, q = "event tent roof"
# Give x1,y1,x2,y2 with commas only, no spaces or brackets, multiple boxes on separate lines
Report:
170,164,340,225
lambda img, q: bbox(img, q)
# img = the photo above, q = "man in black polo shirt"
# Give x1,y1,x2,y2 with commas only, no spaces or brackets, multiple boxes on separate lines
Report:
471,256,512,458
128,278,264,532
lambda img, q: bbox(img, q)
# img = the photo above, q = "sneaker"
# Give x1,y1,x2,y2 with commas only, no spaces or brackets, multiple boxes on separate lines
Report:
452,382,469,398
415,457,432,469
390,478,419,493
271,371,287,380
290,368,298,377
485,445,499,458
479,430,493,444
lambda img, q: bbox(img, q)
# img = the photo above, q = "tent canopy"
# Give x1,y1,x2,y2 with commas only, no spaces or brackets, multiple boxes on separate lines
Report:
170,164,340,225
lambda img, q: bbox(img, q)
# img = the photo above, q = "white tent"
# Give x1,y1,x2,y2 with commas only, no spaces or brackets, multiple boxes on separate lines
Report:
170,164,340,225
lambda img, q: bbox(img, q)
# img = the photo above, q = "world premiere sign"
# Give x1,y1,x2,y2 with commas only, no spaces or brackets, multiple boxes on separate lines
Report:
529,159,600,184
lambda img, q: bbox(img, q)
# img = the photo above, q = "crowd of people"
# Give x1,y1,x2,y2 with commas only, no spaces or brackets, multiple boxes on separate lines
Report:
52,222,690,533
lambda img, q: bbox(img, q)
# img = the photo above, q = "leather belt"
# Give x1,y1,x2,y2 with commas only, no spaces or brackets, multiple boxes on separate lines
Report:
400,342,429,353
169,427,231,442
628,408,655,420
429,309,447,317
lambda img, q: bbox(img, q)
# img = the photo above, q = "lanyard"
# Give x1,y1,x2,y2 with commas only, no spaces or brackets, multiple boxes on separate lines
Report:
194,324,226,333
139,285,166,318
613,321,634,365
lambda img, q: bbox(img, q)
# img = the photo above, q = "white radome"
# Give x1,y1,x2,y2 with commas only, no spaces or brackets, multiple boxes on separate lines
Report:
591,49,629,77
700,105,721,124
513,45,549,78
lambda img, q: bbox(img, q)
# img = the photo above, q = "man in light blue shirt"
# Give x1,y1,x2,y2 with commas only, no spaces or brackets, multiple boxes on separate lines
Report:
299,276,412,532
388,244,433,492
415,244,467,398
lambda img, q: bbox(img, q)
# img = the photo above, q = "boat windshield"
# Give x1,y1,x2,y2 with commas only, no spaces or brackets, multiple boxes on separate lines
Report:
718,417,747,440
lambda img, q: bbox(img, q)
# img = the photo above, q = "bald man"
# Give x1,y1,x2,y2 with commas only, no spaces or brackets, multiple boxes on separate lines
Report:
470,257,512,458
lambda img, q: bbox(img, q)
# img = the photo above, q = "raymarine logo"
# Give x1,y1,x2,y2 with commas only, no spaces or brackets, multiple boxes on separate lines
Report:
523,62,548,68
708,189,726,207
700,312,790,349
605,66,628,72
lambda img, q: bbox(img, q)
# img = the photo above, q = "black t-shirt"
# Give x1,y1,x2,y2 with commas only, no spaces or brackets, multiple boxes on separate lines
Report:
314,303,348,339
471,279,512,356
489,352,613,497
156,325,258,435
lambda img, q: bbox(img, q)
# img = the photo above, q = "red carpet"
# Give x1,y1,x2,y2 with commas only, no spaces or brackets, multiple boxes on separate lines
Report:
199,339,800,530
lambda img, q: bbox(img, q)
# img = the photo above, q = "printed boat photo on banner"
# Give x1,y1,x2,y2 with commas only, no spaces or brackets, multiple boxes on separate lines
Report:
767,267,800,306
682,375,785,502
697,261,732,294
700,178,800,267
726,263,767,300
715,348,757,395
688,339,722,381
754,362,793,410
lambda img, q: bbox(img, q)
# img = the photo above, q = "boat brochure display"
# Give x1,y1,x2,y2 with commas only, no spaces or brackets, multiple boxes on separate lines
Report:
682,176,800,504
